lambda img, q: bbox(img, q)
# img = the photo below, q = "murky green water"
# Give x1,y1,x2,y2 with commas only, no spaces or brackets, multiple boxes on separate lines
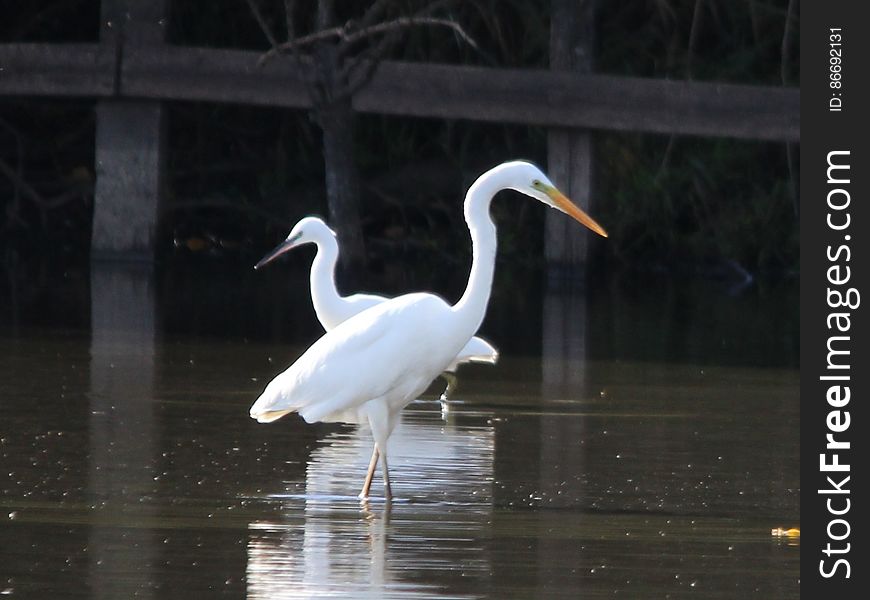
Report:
1,262,798,598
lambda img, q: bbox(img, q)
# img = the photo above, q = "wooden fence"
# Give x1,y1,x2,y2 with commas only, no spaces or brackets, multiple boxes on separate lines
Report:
0,27,799,263
0,43,798,141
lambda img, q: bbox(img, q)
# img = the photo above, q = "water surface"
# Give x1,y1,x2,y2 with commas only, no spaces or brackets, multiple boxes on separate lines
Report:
0,262,799,598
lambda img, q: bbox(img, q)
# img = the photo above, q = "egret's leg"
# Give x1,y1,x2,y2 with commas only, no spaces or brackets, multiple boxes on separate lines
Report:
367,400,394,499
439,372,459,404
380,451,393,500
360,446,379,499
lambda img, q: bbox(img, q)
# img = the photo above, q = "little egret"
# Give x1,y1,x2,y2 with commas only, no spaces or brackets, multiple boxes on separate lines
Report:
249,160,607,498
253,216,499,399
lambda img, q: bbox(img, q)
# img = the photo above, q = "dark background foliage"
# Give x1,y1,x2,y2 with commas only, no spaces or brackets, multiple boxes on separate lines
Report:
1,0,799,278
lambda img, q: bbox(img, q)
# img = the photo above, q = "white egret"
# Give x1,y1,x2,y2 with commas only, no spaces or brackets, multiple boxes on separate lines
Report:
253,216,499,399
249,160,607,498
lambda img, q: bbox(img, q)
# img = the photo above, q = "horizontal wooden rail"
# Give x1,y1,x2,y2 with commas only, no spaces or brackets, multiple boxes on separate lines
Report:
0,43,115,97
1,43,799,141
364,62,799,141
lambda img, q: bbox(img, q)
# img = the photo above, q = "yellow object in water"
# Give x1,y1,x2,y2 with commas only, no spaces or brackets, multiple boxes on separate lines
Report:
771,527,800,537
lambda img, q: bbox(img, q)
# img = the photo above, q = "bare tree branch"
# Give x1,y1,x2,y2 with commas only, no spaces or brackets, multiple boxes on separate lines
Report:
0,157,43,207
337,10,478,98
345,0,473,63
259,15,477,65
747,0,761,47
244,0,279,50
358,0,396,29
276,0,321,99
255,0,477,118
346,16,477,48
0,156,91,226
686,0,704,79
283,0,297,40
780,0,795,85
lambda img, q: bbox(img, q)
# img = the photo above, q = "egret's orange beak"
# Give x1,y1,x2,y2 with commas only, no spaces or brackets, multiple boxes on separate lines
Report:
545,187,608,238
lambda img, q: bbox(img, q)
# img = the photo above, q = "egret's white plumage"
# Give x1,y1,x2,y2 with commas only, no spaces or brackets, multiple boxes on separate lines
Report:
252,293,461,425
250,160,607,498
254,216,499,373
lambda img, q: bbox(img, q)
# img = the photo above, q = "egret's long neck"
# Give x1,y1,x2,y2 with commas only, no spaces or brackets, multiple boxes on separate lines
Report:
310,234,342,312
453,175,500,332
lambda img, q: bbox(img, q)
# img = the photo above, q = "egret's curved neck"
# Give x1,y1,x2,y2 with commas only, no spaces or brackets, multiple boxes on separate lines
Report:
310,233,342,310
453,173,500,331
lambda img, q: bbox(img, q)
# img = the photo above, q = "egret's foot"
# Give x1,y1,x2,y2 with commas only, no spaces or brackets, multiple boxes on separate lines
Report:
359,489,392,501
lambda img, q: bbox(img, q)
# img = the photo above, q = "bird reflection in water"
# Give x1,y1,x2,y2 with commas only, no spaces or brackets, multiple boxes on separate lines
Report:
245,411,494,599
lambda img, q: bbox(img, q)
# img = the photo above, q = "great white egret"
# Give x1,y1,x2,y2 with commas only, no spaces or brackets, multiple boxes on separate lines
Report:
253,216,499,400
249,160,607,498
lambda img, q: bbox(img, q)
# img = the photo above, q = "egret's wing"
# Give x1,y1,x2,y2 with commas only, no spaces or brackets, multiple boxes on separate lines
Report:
251,293,453,424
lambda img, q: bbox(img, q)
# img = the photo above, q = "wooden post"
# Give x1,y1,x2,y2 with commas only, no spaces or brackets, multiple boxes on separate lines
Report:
88,262,157,594
92,0,167,260
546,0,597,267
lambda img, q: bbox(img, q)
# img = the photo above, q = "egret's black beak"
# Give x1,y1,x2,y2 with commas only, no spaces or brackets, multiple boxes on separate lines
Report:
254,236,299,270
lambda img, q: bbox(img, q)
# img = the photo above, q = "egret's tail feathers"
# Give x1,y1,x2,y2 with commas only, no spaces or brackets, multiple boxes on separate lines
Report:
464,349,500,365
454,337,499,366
251,409,293,423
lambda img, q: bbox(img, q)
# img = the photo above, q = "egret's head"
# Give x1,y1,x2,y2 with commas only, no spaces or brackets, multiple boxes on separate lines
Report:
499,161,608,238
254,216,336,270
286,216,336,246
